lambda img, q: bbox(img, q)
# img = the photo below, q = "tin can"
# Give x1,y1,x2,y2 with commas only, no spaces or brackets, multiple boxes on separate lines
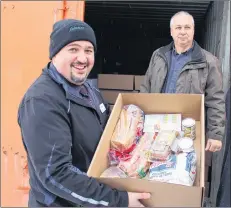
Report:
182,118,196,140
178,137,194,152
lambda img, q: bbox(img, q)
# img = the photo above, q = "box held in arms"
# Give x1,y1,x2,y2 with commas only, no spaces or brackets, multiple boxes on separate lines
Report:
88,93,205,207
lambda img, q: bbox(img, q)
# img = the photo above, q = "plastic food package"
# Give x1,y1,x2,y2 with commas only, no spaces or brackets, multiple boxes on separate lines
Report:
111,104,144,152
118,133,155,178
148,130,177,161
108,144,135,166
144,114,182,132
100,166,128,178
109,105,144,165
148,151,197,186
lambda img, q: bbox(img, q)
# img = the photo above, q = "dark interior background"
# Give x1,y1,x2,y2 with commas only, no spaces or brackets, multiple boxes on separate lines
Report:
84,1,211,78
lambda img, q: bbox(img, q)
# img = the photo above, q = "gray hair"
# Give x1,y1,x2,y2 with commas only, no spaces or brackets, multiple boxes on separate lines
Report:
170,11,195,28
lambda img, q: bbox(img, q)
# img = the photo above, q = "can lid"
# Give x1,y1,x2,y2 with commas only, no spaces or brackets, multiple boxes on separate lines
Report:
182,118,195,127
179,137,193,150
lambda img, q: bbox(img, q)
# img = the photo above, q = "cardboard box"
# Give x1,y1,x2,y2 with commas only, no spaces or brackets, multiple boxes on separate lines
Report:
135,75,145,90
88,93,205,207
109,104,114,111
98,74,134,90
101,90,132,104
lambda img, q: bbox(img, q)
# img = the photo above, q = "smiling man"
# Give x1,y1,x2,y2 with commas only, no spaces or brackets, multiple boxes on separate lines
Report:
140,11,225,153
17,19,150,207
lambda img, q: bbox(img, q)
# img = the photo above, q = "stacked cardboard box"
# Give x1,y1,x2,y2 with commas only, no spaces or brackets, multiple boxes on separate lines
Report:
98,74,140,110
134,75,145,91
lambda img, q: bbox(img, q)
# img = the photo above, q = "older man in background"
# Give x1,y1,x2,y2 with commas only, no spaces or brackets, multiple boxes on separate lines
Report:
141,11,225,153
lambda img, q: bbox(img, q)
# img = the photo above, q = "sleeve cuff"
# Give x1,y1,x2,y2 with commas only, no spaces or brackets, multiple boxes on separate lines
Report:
118,191,129,207
206,131,223,141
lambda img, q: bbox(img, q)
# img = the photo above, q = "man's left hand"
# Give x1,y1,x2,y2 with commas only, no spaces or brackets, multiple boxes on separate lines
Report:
205,139,222,152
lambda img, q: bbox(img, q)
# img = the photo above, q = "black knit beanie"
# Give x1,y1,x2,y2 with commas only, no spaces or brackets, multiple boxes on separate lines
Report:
49,19,97,60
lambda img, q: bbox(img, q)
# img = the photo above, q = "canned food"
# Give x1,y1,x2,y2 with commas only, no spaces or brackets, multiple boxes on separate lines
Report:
182,118,196,140
178,137,194,152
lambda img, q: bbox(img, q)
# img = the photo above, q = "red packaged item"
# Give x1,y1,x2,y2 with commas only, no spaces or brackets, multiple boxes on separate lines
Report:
108,105,144,165
108,143,136,166
118,133,155,178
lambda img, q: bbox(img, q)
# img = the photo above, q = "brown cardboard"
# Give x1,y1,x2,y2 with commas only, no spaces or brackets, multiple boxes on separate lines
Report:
98,74,134,90
101,90,132,104
109,105,114,111
135,75,145,90
88,93,205,207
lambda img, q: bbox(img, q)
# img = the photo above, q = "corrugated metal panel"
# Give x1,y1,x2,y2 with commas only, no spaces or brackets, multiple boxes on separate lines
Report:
202,1,230,207
85,1,210,26
202,1,230,91
220,1,230,92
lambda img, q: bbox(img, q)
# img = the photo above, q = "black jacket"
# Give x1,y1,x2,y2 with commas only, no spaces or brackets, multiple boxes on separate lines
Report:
17,63,128,207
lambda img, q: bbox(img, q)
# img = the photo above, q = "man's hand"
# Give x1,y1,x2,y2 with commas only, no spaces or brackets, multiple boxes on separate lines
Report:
205,139,222,152
128,192,151,207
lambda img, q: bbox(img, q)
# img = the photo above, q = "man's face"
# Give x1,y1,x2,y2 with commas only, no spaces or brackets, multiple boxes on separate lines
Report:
53,40,94,85
170,14,195,48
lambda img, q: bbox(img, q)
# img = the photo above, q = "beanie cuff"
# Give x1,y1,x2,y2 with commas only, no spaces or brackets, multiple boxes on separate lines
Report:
49,20,97,59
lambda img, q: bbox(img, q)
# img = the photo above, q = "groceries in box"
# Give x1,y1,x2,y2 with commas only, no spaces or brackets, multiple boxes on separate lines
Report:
102,104,197,187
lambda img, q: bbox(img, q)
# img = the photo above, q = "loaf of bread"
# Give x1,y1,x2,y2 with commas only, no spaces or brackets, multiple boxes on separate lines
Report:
111,105,144,152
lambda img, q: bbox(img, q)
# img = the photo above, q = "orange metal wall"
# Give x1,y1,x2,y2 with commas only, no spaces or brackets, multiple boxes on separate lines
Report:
1,1,85,206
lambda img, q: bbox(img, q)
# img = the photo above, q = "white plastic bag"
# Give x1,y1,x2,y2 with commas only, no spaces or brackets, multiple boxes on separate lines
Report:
148,151,197,186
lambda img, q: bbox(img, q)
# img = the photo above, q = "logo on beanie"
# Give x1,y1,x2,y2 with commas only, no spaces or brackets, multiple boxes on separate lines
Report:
69,25,85,32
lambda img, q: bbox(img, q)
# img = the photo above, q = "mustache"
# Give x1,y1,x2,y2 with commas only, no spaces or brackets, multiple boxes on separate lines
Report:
71,62,87,66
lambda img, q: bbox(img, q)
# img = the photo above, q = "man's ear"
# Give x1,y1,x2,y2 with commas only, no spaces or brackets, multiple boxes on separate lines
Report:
170,28,173,38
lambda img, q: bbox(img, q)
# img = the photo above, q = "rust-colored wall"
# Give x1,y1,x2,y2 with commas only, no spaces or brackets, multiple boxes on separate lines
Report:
1,1,85,206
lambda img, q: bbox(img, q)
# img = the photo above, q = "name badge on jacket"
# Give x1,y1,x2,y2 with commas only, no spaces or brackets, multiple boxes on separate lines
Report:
99,103,106,113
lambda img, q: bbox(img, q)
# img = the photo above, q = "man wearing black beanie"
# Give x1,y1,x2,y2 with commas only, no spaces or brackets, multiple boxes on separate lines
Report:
17,19,150,207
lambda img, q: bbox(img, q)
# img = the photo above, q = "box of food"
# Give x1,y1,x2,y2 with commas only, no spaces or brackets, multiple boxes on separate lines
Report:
88,93,205,207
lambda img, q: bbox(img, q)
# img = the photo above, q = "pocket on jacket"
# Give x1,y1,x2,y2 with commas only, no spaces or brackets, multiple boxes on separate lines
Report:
190,69,206,94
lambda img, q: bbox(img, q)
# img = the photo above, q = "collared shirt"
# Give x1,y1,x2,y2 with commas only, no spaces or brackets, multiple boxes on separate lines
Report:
163,42,194,93
47,63,101,114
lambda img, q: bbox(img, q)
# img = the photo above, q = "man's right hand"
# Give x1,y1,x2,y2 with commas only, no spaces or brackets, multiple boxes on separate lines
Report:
128,192,151,207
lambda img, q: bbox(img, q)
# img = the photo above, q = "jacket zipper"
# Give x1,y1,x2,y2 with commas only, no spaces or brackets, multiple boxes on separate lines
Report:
87,85,104,132
66,88,104,133
92,110,103,133
48,67,104,132
158,53,169,92
158,52,206,92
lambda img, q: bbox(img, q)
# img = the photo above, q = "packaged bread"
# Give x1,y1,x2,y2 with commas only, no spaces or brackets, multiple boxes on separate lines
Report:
148,130,177,161
118,133,155,178
110,104,144,152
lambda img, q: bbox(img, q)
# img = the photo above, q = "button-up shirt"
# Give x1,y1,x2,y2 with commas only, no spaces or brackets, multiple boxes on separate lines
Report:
163,43,194,93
